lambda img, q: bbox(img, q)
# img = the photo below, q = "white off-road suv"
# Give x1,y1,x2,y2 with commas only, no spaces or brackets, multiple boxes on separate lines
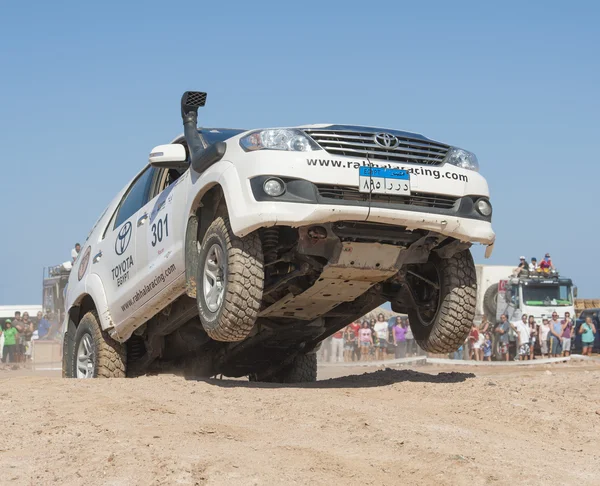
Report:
62,91,495,381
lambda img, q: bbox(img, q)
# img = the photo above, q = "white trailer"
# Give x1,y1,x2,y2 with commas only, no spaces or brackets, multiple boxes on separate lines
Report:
475,264,513,319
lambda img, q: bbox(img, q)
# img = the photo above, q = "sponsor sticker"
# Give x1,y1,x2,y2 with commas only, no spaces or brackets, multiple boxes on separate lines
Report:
112,255,134,287
115,221,132,256
78,247,91,281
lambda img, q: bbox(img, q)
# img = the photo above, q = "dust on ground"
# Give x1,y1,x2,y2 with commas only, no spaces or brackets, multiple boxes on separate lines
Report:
1,361,599,485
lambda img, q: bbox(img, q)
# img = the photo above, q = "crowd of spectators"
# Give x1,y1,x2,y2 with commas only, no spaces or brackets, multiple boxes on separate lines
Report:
0,310,59,365
454,311,596,361
321,313,423,363
320,307,597,364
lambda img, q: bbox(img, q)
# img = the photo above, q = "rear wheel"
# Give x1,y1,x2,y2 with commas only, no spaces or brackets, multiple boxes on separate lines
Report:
407,250,477,353
250,353,317,384
197,213,264,342
70,311,126,378
483,284,499,322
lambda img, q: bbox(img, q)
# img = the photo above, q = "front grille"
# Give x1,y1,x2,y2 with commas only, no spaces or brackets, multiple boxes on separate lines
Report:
304,129,449,166
316,184,458,209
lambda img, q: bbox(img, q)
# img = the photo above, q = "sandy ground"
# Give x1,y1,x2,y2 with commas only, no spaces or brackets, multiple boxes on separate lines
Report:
1,361,599,485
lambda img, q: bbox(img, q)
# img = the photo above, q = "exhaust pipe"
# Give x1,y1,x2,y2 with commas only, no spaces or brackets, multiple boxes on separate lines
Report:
181,91,227,173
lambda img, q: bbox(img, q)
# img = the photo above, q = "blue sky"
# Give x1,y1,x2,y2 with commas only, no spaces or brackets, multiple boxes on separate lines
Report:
1,1,598,304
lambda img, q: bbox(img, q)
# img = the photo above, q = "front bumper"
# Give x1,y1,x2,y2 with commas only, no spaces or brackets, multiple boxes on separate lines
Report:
214,151,496,247
224,184,494,246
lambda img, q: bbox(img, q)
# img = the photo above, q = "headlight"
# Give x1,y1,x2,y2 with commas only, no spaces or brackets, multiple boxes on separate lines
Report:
239,129,320,152
445,147,479,172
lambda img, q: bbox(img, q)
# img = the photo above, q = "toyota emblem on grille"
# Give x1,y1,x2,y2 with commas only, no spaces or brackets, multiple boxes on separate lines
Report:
374,132,399,149
115,222,132,256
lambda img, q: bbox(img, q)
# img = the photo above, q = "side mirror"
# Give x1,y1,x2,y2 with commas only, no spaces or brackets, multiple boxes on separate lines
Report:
573,286,578,298
149,144,188,170
504,289,512,303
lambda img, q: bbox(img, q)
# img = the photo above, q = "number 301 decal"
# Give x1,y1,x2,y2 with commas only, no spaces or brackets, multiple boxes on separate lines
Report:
151,214,169,247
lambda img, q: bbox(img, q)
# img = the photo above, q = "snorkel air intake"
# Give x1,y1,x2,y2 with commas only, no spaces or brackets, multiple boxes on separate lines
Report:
181,91,227,173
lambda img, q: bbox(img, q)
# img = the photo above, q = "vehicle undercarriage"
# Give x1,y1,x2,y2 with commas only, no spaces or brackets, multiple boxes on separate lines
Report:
126,221,475,379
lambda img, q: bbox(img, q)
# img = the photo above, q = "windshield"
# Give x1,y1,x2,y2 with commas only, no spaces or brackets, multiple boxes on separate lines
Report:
522,284,572,306
200,128,246,145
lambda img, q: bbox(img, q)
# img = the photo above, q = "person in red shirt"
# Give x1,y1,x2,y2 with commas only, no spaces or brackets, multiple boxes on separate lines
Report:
539,253,554,272
468,324,480,361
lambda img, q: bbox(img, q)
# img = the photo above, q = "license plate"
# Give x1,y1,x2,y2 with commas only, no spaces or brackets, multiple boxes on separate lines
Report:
358,167,411,195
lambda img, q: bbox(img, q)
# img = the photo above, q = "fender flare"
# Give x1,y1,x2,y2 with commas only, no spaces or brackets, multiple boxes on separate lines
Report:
67,274,113,331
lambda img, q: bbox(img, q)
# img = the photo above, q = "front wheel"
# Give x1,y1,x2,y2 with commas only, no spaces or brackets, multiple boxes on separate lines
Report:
407,250,477,353
68,311,126,378
197,213,264,342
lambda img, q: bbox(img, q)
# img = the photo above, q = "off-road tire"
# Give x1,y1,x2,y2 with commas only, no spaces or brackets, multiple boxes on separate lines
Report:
62,318,77,378
197,214,263,342
71,311,126,378
251,353,317,384
483,284,498,322
408,250,477,353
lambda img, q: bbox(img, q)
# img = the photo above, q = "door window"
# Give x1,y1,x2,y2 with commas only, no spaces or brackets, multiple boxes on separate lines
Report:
114,167,155,228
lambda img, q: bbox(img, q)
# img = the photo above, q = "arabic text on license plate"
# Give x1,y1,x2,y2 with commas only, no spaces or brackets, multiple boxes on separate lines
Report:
358,167,411,195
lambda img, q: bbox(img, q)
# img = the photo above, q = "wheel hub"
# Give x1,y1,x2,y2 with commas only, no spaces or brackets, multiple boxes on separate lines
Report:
203,243,226,312
409,263,442,326
76,333,95,378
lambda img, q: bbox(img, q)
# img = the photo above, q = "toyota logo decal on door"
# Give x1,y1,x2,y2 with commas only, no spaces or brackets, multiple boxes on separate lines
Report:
115,222,132,255
374,132,400,149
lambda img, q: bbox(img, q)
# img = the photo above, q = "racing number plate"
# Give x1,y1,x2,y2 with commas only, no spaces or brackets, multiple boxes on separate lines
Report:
358,167,411,195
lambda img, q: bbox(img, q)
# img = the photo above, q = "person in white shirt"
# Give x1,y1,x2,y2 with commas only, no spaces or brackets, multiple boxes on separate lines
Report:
511,314,531,361
71,242,81,262
529,257,538,272
539,318,551,357
373,313,389,361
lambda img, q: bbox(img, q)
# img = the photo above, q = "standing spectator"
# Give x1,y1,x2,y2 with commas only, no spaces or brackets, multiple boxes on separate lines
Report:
12,311,24,362
529,257,538,272
319,336,332,362
37,313,51,339
561,312,573,357
1,320,18,363
330,328,344,363
374,314,389,361
343,326,356,362
20,312,34,362
548,312,563,357
579,317,597,356
482,332,492,361
404,318,414,357
469,323,480,360
495,314,510,361
359,321,373,361
452,343,464,360
72,243,81,262
512,314,531,361
480,316,490,335
350,320,361,361
392,317,407,359
528,315,538,360
539,318,551,358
